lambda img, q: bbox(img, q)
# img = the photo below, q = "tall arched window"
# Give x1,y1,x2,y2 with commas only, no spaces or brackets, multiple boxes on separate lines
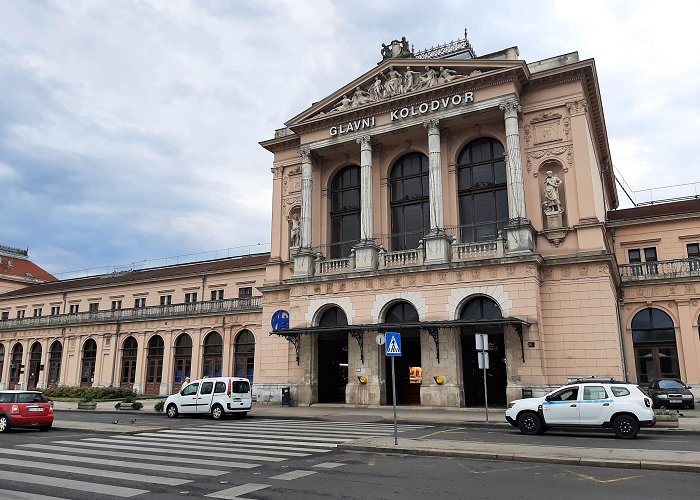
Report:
173,333,192,390
330,166,361,258
0,343,4,383
234,330,255,382
28,342,42,390
9,343,23,387
48,341,62,387
390,152,430,250
202,331,223,378
146,335,164,394
460,296,503,320
457,138,507,242
81,339,97,387
120,336,138,387
632,308,678,383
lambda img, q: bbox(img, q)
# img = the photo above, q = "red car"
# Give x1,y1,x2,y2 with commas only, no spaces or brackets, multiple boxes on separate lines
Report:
0,390,54,432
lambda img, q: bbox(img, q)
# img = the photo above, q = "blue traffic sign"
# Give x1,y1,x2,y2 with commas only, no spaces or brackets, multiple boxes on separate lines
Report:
385,331,402,356
271,310,290,331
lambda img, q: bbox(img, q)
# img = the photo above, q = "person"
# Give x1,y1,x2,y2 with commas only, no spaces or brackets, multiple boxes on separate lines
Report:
290,215,300,247
417,66,438,90
331,95,352,113
184,376,191,385
382,66,402,97
543,170,563,213
368,76,383,101
439,66,459,84
403,66,421,93
351,86,370,106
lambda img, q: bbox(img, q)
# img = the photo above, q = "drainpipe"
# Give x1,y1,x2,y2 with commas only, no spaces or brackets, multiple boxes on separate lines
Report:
610,228,629,379
110,320,121,387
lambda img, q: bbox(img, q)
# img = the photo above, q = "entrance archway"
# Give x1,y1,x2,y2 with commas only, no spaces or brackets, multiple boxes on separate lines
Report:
81,339,97,387
48,341,62,387
172,333,192,392
632,308,679,384
202,331,223,378
120,336,138,388
27,342,42,390
0,344,4,385
460,296,507,406
146,335,164,395
234,330,255,382
317,307,348,403
9,343,23,388
383,301,421,405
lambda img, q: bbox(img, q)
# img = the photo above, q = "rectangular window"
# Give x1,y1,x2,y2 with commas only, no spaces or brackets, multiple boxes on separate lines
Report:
687,243,700,258
628,247,658,275
69,304,79,314
17,309,26,318
628,249,642,263
33,308,42,317
160,295,172,306
111,300,122,311
1,311,9,320
210,290,224,301
134,297,146,308
51,306,61,315
185,292,197,303
89,303,99,313
644,247,658,262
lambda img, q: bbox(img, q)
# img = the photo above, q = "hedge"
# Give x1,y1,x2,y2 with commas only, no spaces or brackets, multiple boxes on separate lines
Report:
43,386,137,400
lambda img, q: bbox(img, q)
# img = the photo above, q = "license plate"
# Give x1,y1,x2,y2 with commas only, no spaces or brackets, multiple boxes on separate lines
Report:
28,407,44,412
670,399,682,404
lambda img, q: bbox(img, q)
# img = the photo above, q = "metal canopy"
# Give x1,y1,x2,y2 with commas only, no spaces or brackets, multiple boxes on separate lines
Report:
270,317,530,365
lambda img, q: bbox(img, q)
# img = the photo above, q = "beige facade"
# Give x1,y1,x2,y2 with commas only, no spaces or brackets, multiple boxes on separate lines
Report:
1,37,699,406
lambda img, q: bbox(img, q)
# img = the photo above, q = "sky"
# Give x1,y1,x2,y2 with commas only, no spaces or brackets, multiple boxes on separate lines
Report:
1,0,699,277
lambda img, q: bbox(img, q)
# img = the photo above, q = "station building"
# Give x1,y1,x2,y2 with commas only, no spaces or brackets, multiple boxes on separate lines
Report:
1,35,699,406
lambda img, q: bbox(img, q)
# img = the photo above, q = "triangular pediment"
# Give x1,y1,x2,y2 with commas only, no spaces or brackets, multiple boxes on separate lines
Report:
286,58,526,128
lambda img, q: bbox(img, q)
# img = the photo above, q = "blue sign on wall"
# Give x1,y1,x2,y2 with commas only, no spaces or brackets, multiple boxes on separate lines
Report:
271,310,290,331
385,331,402,357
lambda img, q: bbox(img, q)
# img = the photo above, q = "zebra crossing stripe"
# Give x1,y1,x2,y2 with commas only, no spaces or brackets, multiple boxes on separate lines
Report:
3,448,224,476
157,428,351,443
269,470,317,481
115,434,321,455
313,462,345,468
205,483,270,499
195,423,396,437
0,470,148,498
155,429,341,447
0,490,71,500
0,458,190,486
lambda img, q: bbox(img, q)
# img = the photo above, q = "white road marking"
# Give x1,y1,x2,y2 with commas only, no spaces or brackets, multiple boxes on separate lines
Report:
0,470,148,498
205,483,271,499
269,470,317,480
313,462,345,468
115,434,322,454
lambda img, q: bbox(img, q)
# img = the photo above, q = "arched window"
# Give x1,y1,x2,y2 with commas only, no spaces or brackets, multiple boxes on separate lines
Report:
457,138,507,242
202,331,223,378
234,330,255,382
319,307,348,327
28,342,42,390
173,333,192,388
460,296,503,320
81,339,97,387
330,166,361,258
384,301,419,324
390,153,430,250
9,343,23,386
631,308,678,383
0,343,4,383
48,341,62,387
120,336,138,387
146,335,164,394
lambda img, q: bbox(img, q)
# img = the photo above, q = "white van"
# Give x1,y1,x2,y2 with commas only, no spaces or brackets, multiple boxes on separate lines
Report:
164,377,252,420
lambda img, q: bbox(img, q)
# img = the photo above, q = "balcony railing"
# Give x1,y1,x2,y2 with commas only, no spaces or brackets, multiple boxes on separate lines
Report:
618,259,700,282
0,297,262,331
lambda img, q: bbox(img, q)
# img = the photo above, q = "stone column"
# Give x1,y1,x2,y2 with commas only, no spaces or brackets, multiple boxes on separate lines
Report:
160,335,173,395
499,98,534,253
422,119,452,263
353,135,380,271
294,147,316,276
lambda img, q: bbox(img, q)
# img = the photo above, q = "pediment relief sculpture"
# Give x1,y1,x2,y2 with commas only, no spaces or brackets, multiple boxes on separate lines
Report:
314,65,483,118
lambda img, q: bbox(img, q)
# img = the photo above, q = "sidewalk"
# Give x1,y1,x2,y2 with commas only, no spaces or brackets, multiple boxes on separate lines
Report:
50,400,700,473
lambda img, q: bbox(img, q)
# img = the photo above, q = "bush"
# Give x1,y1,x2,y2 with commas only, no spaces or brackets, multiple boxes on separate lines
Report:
154,401,164,412
130,402,143,410
80,395,95,403
43,386,137,401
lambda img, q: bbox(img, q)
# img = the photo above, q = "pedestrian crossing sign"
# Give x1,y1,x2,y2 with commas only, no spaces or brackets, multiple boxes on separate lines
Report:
385,331,402,356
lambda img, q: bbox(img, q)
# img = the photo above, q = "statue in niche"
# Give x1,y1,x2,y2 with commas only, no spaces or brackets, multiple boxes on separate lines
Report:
289,214,301,248
542,171,564,214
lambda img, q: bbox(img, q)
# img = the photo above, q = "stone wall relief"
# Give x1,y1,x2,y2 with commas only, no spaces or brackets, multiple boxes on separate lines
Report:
524,112,564,147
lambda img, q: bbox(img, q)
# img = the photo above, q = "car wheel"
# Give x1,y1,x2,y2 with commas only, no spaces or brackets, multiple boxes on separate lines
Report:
39,423,52,432
0,415,9,433
166,404,179,419
612,414,639,439
517,412,543,435
211,404,224,420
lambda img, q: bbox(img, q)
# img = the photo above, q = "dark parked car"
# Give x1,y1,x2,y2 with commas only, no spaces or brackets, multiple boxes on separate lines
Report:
647,379,695,410
0,390,54,432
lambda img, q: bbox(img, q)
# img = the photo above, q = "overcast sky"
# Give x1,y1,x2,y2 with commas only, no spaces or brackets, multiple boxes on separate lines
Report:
1,1,698,276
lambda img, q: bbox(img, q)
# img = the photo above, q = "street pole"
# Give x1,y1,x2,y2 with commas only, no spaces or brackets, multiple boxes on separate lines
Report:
392,356,397,445
483,361,489,423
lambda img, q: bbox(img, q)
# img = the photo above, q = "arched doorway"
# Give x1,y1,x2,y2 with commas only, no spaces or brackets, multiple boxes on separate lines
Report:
460,296,507,406
120,336,138,389
48,341,62,387
0,344,5,384
234,330,255,382
317,307,348,403
27,342,42,390
632,308,679,384
81,339,97,387
146,335,164,395
9,343,23,388
173,333,192,392
202,331,223,378
383,301,421,405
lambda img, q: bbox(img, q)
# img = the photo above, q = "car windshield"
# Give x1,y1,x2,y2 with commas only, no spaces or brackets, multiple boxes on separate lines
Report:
658,380,686,389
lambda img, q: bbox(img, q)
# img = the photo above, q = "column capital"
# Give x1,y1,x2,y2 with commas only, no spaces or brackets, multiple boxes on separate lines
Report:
423,118,440,133
499,99,521,119
356,135,372,147
566,99,588,116
299,147,312,163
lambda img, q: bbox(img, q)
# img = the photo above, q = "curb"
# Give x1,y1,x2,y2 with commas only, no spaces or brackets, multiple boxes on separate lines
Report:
337,442,700,473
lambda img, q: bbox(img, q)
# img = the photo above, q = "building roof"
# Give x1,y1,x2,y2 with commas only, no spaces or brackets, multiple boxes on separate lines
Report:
0,252,270,299
607,198,700,222
0,245,57,284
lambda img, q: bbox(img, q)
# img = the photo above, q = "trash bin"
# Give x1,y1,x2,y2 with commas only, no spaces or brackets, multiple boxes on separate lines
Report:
522,388,533,399
281,387,291,406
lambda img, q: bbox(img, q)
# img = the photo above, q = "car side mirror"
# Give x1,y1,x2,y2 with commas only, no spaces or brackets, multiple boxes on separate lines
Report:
545,395,553,402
